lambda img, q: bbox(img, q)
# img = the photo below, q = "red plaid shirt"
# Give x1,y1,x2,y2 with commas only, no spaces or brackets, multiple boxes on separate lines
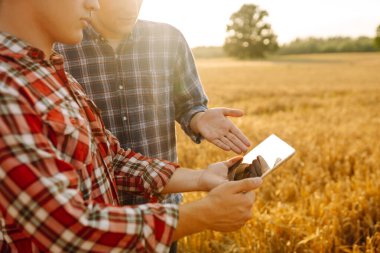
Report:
0,32,179,252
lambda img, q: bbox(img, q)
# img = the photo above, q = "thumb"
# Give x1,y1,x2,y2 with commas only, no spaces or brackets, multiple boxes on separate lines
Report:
222,108,244,118
228,177,263,194
224,156,243,168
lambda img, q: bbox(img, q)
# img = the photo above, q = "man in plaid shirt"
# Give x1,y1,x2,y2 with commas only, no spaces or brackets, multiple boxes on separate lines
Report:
55,0,251,206
0,0,263,252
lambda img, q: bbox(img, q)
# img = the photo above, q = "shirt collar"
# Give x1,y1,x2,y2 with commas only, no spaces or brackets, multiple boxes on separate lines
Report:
0,31,47,61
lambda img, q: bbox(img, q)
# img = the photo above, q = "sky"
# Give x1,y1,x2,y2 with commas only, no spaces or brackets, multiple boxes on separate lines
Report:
139,0,380,48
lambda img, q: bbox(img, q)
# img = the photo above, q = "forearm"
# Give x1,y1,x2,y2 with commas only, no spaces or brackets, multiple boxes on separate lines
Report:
161,168,204,194
172,199,209,241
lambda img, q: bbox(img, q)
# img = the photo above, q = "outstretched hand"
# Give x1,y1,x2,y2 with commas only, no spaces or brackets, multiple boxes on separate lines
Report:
190,107,251,154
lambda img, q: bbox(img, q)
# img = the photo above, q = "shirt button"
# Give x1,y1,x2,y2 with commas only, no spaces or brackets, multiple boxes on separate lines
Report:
119,85,123,90
123,116,127,121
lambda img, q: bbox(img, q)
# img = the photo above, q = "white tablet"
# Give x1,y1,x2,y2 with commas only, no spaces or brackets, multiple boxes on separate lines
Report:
242,134,295,178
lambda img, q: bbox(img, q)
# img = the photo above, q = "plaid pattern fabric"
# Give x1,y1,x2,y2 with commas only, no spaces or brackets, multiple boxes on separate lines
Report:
55,21,208,205
0,32,179,253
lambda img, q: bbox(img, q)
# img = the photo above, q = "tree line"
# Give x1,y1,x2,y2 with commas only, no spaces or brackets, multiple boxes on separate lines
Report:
193,4,380,59
277,36,377,55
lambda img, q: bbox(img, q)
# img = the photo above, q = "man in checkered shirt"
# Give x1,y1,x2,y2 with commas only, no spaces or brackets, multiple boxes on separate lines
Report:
0,0,263,252
55,0,252,199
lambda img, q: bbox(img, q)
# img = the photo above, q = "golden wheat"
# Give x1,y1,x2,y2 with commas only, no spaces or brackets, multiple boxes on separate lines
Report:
177,53,380,253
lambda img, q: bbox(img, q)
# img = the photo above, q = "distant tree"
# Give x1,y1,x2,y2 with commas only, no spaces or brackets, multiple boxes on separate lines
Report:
375,25,380,50
223,4,278,59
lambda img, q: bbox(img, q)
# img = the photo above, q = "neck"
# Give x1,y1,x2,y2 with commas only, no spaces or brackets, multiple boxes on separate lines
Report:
106,38,122,51
90,20,133,51
0,2,53,58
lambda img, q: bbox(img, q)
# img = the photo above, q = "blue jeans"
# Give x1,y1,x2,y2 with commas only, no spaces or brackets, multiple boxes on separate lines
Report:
169,241,177,253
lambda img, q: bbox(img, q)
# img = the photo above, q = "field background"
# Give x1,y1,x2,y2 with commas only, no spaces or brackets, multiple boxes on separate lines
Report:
176,53,380,252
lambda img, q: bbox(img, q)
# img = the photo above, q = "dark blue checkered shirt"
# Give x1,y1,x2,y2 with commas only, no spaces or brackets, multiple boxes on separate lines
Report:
55,20,208,204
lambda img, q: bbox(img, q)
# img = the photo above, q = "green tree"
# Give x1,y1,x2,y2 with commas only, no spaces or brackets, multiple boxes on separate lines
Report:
374,25,380,50
223,4,278,59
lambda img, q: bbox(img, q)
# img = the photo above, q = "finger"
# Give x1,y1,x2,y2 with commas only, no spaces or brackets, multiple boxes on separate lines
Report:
252,159,262,177
221,108,245,118
225,156,244,168
226,157,243,180
226,132,249,154
221,136,242,154
212,139,231,151
233,163,248,181
227,177,263,193
257,155,270,174
229,126,251,147
242,166,252,179
238,163,253,179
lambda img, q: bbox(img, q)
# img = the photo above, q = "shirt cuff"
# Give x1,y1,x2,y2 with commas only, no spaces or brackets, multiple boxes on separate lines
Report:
139,203,179,250
181,106,207,144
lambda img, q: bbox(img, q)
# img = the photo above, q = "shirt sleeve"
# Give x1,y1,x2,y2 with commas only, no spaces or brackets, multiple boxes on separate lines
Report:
172,30,209,144
0,76,178,252
105,129,180,203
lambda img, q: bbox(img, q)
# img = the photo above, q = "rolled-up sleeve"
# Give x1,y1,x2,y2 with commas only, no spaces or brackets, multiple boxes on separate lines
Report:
106,130,180,202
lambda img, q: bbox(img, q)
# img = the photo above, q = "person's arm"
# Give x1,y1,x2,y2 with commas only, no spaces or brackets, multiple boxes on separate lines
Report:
161,156,243,194
0,79,177,252
109,134,242,198
171,29,250,154
105,129,179,202
172,29,208,144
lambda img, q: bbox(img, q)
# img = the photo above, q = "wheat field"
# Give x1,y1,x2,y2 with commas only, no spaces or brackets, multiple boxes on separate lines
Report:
176,53,380,252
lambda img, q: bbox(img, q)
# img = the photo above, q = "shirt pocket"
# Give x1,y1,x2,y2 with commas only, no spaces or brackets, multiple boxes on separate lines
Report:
41,99,92,166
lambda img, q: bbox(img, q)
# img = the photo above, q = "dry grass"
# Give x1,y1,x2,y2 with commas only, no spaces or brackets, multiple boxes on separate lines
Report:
176,53,380,252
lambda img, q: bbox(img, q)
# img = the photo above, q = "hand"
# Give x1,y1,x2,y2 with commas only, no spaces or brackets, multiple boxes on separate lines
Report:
197,156,243,191
228,155,270,181
173,176,263,240
201,177,263,232
190,108,251,154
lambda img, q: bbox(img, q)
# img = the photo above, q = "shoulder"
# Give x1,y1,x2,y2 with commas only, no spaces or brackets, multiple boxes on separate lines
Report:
135,20,185,38
0,60,32,106
0,55,33,89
